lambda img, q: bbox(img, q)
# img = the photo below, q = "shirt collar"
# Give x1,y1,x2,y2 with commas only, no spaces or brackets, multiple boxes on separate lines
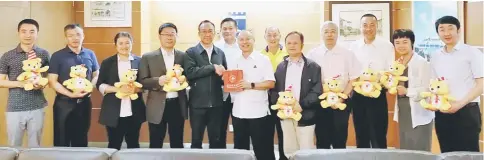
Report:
264,44,283,53
217,39,238,48
160,47,175,56
285,56,304,67
239,51,258,60
197,43,217,55
64,45,85,54
356,37,381,48
117,54,134,61
15,44,39,54
441,42,464,53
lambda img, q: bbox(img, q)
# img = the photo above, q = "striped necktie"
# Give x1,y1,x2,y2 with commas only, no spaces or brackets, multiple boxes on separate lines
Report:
27,50,37,60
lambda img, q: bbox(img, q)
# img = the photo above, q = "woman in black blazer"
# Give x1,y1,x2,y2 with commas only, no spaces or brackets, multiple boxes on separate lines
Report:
96,32,146,150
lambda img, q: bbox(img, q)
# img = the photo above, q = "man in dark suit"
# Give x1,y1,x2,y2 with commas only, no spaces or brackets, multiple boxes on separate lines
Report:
183,20,227,149
270,31,322,157
138,23,188,148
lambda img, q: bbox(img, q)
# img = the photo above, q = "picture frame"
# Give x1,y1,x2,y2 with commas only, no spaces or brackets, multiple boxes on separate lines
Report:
84,1,132,27
329,1,392,44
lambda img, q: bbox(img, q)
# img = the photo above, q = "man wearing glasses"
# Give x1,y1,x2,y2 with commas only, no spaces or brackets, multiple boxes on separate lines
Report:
184,20,227,149
139,22,188,148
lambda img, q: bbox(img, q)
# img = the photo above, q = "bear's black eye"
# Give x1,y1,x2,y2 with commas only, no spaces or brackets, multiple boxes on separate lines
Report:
437,86,440,89
396,67,399,70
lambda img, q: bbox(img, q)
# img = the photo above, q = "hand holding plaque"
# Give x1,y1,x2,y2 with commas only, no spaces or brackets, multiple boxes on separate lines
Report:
223,69,243,92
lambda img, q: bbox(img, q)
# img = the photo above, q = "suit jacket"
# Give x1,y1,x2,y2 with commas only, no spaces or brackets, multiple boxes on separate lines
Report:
96,54,146,128
138,49,188,124
270,55,322,126
183,43,227,108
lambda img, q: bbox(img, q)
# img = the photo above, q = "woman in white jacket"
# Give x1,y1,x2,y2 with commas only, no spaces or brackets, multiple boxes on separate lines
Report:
392,29,434,151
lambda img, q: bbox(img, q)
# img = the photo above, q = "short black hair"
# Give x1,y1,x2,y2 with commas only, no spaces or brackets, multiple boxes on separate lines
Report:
434,15,460,33
114,32,133,44
392,29,415,49
18,19,39,32
361,13,378,21
158,22,178,35
64,24,81,32
198,20,215,31
220,18,237,28
285,31,305,44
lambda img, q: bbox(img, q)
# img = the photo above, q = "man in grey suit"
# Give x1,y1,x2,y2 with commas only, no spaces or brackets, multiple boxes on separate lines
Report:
184,20,227,149
139,23,188,148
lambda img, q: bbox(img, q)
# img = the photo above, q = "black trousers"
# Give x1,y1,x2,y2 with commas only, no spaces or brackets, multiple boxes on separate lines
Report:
352,91,388,148
106,116,142,150
149,98,185,148
220,95,233,148
269,109,288,160
53,96,91,147
315,100,351,149
233,115,275,160
190,106,224,149
435,102,481,152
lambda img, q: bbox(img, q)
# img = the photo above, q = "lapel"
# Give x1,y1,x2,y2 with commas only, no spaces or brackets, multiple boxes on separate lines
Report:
112,56,120,82
279,59,288,91
299,56,309,100
174,49,183,65
156,49,167,74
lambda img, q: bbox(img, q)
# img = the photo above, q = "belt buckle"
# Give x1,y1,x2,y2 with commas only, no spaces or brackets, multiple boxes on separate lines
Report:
76,99,83,104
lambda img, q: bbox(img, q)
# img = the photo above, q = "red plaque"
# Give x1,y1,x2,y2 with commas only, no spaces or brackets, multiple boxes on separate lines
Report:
223,70,243,92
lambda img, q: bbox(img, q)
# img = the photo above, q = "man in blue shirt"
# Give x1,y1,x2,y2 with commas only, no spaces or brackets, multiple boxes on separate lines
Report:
48,24,99,147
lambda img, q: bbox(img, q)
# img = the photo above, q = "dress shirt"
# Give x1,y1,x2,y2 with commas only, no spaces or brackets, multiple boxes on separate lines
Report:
161,48,179,98
430,43,483,103
99,55,134,117
215,39,242,102
284,57,304,101
393,53,435,128
201,44,214,62
350,37,395,74
307,44,362,90
229,51,275,119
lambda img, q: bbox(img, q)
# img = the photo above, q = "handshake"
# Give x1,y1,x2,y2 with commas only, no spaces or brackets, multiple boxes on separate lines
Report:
214,64,226,76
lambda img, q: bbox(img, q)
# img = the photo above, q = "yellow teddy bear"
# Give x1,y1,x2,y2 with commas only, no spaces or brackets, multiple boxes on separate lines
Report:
16,58,49,91
420,77,455,111
353,68,382,98
319,75,348,110
163,64,189,92
380,59,408,94
62,65,93,93
70,64,88,78
114,69,143,100
270,85,302,121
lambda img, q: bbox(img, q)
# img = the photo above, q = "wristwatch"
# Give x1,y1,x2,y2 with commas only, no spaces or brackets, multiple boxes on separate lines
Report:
250,83,255,89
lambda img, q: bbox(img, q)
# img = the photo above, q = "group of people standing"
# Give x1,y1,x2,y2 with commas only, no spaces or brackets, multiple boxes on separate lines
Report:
0,13,481,160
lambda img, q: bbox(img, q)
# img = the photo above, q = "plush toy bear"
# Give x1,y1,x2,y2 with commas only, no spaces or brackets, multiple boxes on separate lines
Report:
380,59,408,94
70,64,88,78
16,58,49,91
353,68,382,98
62,65,93,93
420,77,455,111
114,69,143,100
319,75,348,110
163,64,189,92
270,85,302,121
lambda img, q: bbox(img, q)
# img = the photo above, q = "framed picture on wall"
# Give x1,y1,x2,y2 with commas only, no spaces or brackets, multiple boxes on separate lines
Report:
84,1,132,27
329,1,392,45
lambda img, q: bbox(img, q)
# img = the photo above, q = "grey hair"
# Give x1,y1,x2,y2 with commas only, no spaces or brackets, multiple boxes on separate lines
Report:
237,30,255,40
264,26,280,34
320,21,339,34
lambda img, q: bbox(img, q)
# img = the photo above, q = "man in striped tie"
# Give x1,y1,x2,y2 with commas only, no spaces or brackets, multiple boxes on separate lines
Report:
0,19,50,147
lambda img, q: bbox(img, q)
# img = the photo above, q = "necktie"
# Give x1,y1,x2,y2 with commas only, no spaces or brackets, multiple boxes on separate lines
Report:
27,50,37,60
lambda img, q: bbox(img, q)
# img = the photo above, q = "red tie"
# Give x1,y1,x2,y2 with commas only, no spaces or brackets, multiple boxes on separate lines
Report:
27,50,37,60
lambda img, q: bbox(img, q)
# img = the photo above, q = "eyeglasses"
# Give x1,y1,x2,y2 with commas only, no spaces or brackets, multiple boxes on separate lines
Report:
160,33,177,37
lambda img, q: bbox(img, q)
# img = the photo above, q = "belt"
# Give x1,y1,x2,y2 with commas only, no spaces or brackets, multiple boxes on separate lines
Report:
166,97,178,101
57,94,90,103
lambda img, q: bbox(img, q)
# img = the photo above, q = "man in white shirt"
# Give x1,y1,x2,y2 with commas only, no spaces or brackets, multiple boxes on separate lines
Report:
349,14,395,149
430,16,483,152
214,18,241,148
229,30,276,160
307,21,362,149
